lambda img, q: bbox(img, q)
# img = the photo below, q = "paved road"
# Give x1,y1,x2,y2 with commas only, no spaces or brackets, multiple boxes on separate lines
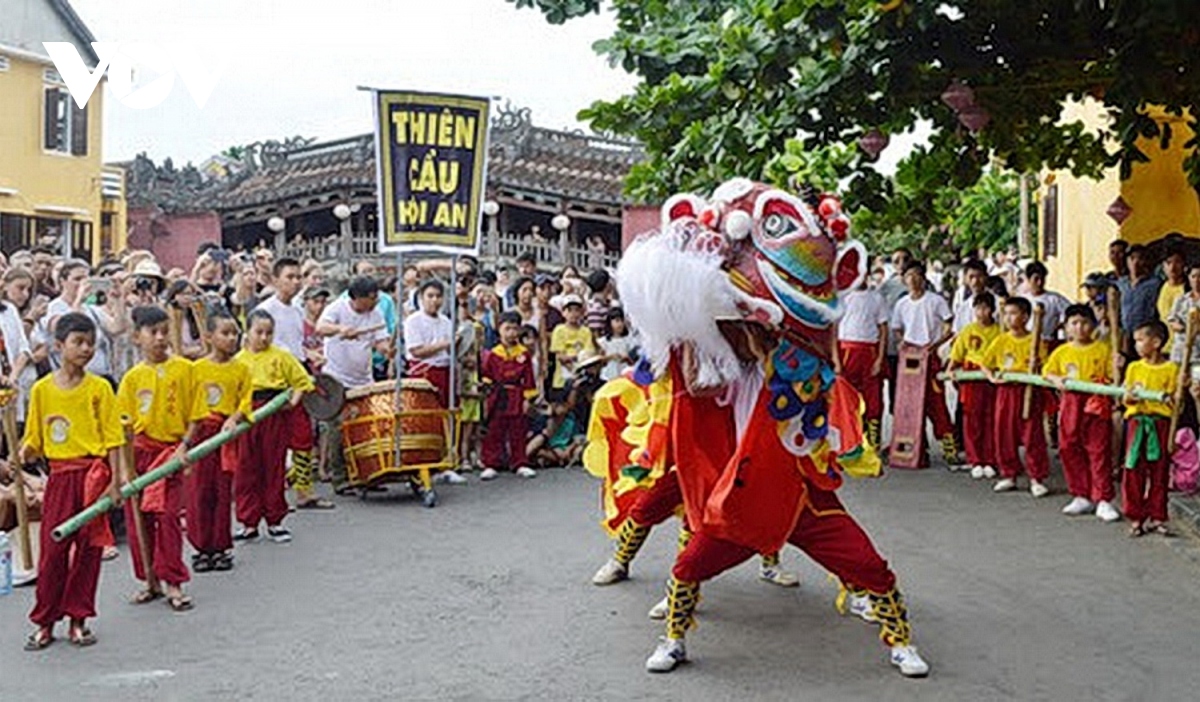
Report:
3,465,1200,701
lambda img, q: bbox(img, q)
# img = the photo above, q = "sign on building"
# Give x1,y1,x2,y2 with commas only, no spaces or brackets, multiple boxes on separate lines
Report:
373,90,490,254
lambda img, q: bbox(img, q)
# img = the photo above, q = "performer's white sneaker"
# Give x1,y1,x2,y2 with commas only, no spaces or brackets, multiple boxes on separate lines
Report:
890,645,930,678
648,596,669,620
845,591,877,623
479,468,499,481
1096,500,1122,523
516,466,537,478
592,558,628,585
970,465,986,479
646,637,687,672
759,565,800,588
1030,480,1050,498
1062,496,1094,515
982,465,997,478
993,478,1017,493
438,470,468,484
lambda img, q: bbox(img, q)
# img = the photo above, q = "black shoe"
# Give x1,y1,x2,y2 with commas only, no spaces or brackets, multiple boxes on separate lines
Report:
233,527,259,542
212,552,234,571
192,553,213,573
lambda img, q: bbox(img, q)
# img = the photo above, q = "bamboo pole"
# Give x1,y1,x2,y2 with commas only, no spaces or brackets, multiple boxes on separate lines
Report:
1107,284,1124,474
122,419,159,596
1167,308,1199,454
941,370,1169,402
52,391,292,542
3,403,34,572
168,306,185,356
1023,303,1045,420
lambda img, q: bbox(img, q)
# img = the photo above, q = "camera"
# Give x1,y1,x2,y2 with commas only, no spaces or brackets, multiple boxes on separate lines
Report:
209,248,231,263
135,276,157,293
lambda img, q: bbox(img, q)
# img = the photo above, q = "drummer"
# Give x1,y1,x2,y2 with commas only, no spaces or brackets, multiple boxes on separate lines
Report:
403,280,468,484
315,277,392,493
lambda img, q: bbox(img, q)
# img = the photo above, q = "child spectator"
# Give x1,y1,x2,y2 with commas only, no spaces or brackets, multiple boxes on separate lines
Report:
480,311,537,480
21,313,122,650
836,279,888,449
548,294,596,410
457,300,483,472
301,287,330,375
1122,321,1178,537
983,297,1050,497
947,291,1001,477
117,306,200,612
1043,305,1120,521
598,308,637,382
585,269,614,338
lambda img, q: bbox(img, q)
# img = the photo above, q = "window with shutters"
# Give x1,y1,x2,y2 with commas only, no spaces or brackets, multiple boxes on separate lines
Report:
43,87,88,156
1042,184,1059,258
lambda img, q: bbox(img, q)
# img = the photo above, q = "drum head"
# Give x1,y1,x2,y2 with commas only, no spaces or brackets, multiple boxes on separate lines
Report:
303,374,347,421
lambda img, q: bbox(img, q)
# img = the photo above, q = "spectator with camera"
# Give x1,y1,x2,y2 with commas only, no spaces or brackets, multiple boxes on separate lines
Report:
44,259,128,386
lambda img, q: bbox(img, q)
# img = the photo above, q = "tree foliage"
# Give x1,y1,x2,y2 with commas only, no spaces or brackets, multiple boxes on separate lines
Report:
507,0,1200,215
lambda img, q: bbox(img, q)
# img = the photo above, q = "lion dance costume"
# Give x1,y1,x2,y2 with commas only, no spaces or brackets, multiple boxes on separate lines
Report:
585,178,929,678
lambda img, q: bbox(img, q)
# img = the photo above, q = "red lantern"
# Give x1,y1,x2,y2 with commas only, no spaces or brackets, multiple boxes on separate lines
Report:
941,80,975,112
858,129,889,160
958,104,991,132
1106,196,1133,225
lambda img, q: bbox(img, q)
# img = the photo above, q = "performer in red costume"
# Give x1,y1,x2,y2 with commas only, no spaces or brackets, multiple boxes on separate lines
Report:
604,179,928,678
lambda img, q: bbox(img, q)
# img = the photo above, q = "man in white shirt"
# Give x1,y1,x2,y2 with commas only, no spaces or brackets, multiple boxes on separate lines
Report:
889,260,958,464
1022,261,1071,347
952,259,991,334
836,282,888,448
403,279,466,484
45,259,126,383
316,276,393,493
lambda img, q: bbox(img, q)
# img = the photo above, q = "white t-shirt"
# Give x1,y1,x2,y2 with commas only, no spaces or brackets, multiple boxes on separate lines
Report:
404,311,453,368
890,292,952,346
319,298,389,389
838,289,888,343
1024,291,1071,341
598,334,638,381
45,297,112,376
255,294,305,361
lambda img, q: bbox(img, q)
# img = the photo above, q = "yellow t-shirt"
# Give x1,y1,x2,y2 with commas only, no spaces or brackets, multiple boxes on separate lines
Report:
950,322,1001,368
1158,282,1185,324
1123,359,1178,418
191,358,254,420
23,373,124,460
235,345,315,393
981,332,1040,373
117,357,203,443
549,323,596,389
1043,340,1113,385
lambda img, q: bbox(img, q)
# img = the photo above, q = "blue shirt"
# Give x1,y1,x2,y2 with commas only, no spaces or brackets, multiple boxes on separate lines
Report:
1121,275,1162,332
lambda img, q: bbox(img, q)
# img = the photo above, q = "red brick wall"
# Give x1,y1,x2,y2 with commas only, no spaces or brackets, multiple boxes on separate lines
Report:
621,205,659,251
126,209,222,272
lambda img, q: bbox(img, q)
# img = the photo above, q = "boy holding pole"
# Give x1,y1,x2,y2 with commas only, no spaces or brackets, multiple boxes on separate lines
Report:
947,292,1000,478
1042,305,1120,522
187,311,253,572
982,297,1050,497
21,313,123,650
118,306,200,612
1122,321,1179,537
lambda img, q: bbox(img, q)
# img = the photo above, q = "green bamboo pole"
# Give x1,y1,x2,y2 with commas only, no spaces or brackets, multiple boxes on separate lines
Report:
940,370,1168,403
52,390,293,542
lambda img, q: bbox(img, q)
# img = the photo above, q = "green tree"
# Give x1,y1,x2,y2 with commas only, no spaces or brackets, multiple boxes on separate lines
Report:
507,0,1200,204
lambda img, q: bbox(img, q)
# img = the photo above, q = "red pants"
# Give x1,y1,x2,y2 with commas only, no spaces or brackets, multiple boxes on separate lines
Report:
838,341,883,424
673,489,894,594
923,354,955,441
30,468,103,627
235,403,290,528
408,365,450,408
959,379,995,466
187,419,233,554
993,384,1049,481
126,439,189,586
630,470,683,528
1059,395,1114,502
286,404,314,452
481,414,529,470
1122,416,1170,523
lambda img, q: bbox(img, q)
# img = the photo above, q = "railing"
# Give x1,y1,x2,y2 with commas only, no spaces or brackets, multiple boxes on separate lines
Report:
280,228,620,272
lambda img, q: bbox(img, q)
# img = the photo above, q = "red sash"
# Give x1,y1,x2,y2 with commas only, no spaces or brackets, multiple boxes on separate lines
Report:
133,434,178,514
196,414,239,474
49,457,114,548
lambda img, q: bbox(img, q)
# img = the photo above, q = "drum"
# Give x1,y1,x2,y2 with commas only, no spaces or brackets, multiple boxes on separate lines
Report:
341,379,449,485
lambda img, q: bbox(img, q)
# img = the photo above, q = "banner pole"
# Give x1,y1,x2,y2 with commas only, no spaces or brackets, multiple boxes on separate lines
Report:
394,249,405,473
449,255,459,467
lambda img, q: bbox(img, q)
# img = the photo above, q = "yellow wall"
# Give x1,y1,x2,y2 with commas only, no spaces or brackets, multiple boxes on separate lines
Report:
0,49,115,262
1042,100,1200,291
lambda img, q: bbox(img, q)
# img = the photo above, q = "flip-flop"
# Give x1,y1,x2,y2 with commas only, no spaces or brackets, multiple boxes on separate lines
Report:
167,595,194,612
296,498,336,510
24,629,54,651
130,589,162,605
69,626,97,647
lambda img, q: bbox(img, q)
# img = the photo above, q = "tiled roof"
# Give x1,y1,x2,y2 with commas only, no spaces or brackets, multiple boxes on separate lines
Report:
206,107,643,212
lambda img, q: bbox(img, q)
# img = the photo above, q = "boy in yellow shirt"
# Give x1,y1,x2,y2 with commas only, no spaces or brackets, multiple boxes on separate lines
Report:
982,297,1050,496
1122,320,1178,537
1043,305,1120,522
117,305,201,612
233,309,313,543
947,291,1000,478
187,311,253,572
22,313,123,650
